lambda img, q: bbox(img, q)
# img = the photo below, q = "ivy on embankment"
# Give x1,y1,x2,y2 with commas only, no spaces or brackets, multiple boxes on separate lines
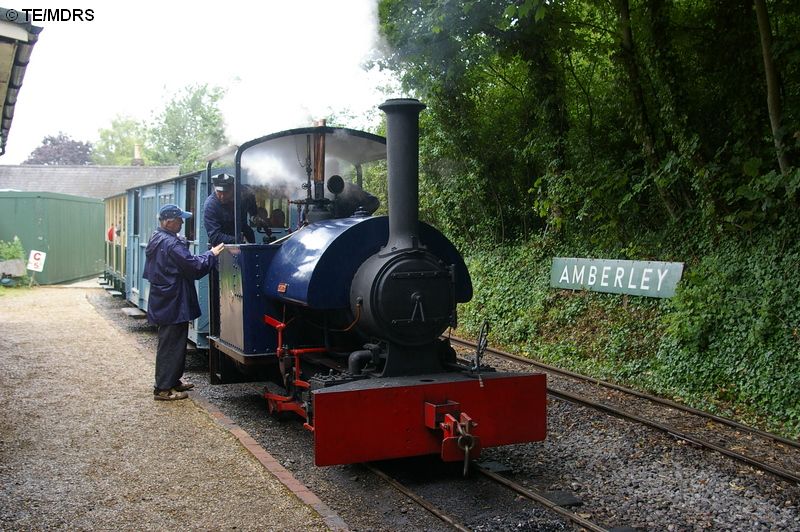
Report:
456,222,800,439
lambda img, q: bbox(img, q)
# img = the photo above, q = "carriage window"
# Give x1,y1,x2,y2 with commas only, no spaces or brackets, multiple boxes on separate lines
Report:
248,186,289,229
141,195,156,238
185,178,197,241
133,191,140,236
268,197,289,228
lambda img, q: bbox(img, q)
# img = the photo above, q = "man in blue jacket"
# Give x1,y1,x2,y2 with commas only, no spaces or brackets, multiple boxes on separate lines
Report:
203,173,256,245
144,204,225,401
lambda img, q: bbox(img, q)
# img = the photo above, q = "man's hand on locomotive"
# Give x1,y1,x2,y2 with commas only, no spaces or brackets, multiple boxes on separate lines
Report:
210,243,225,256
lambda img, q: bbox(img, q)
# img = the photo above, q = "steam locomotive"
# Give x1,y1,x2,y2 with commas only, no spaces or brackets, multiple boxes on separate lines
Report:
205,99,547,467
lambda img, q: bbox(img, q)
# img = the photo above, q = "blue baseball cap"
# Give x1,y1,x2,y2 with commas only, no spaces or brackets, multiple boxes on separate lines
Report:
159,204,192,220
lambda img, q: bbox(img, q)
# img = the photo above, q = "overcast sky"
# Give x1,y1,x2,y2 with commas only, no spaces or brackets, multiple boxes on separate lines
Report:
3,0,400,164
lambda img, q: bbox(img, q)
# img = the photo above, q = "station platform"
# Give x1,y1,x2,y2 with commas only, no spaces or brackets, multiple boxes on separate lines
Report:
0,287,344,530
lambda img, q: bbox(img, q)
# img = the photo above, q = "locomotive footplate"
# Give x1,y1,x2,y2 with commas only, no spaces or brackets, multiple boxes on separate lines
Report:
312,371,547,466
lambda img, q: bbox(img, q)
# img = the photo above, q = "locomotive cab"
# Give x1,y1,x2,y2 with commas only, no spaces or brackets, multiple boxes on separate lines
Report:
206,124,393,377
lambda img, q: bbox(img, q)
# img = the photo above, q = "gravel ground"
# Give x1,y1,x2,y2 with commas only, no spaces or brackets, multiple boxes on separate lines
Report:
482,396,800,530
474,345,800,483
75,286,800,531
0,287,327,531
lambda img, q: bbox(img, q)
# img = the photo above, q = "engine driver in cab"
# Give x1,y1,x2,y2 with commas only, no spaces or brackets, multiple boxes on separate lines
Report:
203,173,256,245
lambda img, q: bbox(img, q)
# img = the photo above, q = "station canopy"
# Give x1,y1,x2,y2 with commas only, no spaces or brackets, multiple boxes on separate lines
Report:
0,9,42,156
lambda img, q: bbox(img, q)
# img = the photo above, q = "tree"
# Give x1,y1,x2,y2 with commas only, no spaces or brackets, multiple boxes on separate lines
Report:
754,0,790,175
24,133,93,165
148,84,227,173
378,0,573,241
92,116,152,166
378,0,800,244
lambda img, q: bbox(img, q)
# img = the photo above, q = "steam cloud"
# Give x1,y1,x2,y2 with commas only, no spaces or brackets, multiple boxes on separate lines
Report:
219,0,397,152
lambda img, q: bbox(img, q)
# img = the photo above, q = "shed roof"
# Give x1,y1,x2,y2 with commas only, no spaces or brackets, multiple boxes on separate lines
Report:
0,165,181,199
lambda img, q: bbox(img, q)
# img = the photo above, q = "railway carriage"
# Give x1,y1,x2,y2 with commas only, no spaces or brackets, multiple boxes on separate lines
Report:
125,171,212,347
103,192,127,292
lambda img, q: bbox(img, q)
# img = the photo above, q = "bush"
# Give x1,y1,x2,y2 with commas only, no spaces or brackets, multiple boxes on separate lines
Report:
655,222,800,436
0,236,25,261
0,236,29,288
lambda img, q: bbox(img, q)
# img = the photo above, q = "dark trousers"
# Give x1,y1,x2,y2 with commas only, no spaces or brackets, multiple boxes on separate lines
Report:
155,322,189,391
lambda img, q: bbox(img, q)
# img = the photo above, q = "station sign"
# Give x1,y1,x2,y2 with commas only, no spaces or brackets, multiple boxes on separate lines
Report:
26,250,47,273
550,257,684,298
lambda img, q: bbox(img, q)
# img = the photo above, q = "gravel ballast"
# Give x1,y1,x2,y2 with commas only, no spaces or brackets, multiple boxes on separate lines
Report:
0,287,328,531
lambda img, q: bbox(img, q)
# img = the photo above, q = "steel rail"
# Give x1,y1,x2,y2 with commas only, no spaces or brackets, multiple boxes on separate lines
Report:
368,461,610,531
448,336,800,449
475,465,609,532
245,383,470,529
550,387,800,485
365,464,471,532
448,336,800,485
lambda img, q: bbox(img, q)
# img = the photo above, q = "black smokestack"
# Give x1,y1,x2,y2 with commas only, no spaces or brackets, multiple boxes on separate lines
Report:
379,98,426,252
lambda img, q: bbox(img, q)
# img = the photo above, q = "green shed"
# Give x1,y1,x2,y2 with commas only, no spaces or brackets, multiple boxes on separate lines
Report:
0,191,104,284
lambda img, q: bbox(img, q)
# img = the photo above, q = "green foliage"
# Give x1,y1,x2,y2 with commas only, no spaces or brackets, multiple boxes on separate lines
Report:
379,0,800,241
655,219,800,435
92,116,154,166
0,236,25,261
149,84,228,173
24,133,93,165
0,236,29,287
92,84,227,173
459,240,554,344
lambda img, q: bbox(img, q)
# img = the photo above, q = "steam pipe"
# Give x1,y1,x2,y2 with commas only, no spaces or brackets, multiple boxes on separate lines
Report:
378,98,426,252
348,349,373,375
313,119,326,200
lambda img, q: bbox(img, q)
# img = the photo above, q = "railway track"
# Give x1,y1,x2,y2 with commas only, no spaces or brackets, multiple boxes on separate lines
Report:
474,464,610,532
448,335,800,486
366,461,613,531
245,380,612,530
239,340,799,529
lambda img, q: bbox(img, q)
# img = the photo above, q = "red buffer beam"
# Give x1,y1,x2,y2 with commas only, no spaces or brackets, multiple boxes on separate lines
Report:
312,372,547,466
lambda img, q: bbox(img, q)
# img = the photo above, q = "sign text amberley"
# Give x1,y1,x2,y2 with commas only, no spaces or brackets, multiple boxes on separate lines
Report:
550,258,684,298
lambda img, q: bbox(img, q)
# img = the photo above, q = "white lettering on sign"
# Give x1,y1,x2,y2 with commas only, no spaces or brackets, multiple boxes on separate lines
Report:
27,250,47,273
572,265,585,284
551,258,684,298
614,267,624,288
558,264,672,292
641,268,652,289
658,268,669,291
